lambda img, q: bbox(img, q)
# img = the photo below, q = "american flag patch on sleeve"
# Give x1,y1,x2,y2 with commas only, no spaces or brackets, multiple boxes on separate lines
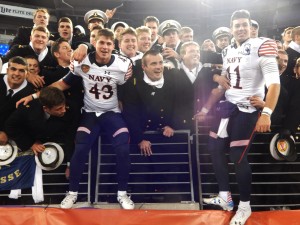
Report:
258,39,278,57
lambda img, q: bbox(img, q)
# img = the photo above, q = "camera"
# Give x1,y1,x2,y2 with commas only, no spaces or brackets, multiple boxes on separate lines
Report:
151,44,163,53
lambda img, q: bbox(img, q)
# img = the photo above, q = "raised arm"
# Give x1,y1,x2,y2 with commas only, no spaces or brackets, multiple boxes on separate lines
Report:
16,79,71,107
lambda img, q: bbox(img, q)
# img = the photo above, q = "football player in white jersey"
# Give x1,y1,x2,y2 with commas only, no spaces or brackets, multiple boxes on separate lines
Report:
17,28,135,210
196,10,280,225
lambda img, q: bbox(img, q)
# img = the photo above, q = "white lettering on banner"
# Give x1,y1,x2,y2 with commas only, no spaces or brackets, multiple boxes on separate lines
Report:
0,4,34,19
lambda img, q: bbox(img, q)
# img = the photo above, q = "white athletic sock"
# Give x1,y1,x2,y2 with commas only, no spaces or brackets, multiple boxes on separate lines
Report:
69,191,78,196
219,191,230,201
239,200,250,208
118,191,127,196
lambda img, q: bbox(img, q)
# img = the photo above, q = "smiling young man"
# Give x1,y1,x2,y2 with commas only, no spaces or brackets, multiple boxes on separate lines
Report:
173,41,217,130
61,28,134,209
119,27,143,64
122,50,178,156
17,28,134,209
24,55,45,89
136,26,151,53
26,56,40,76
46,38,84,107
43,38,74,86
9,8,55,48
196,10,280,225
0,57,35,139
2,26,58,73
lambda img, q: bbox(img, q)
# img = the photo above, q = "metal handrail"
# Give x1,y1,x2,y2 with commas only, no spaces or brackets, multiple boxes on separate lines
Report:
95,130,195,203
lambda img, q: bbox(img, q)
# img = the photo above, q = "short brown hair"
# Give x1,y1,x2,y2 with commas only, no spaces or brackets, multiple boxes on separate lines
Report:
95,28,114,41
277,49,288,56
136,26,151,37
51,38,69,59
8,56,28,69
33,8,49,19
142,49,161,66
31,25,50,38
230,9,251,28
180,27,193,36
119,27,137,43
39,86,65,109
201,39,216,51
58,17,73,26
143,16,159,26
180,41,199,56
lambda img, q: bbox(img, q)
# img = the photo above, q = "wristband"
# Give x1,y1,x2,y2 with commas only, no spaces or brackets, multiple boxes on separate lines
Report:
261,112,271,117
32,93,38,99
262,107,272,116
201,107,209,114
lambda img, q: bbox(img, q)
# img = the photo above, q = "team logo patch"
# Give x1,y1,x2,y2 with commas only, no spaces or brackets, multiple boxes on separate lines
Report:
276,139,289,155
81,64,90,73
242,43,251,55
269,133,297,161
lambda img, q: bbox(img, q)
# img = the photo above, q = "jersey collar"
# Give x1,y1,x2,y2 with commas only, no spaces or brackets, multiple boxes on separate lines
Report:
89,52,115,67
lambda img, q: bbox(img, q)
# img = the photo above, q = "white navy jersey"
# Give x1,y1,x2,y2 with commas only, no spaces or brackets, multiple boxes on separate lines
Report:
221,37,280,112
73,52,132,115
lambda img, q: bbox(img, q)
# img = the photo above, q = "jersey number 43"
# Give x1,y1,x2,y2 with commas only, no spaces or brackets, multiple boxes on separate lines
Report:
89,83,113,99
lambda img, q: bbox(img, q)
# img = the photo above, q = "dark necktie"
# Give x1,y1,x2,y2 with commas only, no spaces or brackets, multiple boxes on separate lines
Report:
6,89,14,98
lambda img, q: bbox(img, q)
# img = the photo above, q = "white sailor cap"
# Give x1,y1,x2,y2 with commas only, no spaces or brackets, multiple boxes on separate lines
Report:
0,140,18,166
158,20,181,36
74,25,86,35
270,133,297,162
212,27,231,40
111,21,129,32
84,9,108,25
35,142,64,171
281,27,294,36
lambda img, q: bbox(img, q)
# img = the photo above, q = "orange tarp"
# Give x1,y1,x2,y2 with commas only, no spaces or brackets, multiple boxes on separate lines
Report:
1,207,300,225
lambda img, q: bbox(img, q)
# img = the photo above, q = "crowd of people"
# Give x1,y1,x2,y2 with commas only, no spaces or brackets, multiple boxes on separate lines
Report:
0,6,300,225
